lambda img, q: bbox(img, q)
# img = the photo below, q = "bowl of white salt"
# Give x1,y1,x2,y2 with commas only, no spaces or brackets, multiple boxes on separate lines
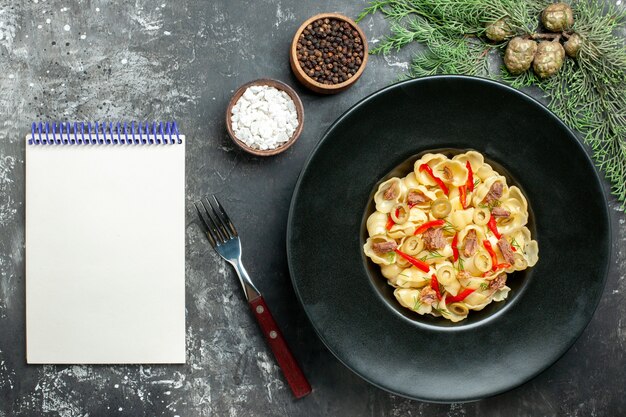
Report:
226,79,304,156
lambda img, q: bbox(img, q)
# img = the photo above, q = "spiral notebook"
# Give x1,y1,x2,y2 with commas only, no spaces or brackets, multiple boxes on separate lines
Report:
25,122,186,364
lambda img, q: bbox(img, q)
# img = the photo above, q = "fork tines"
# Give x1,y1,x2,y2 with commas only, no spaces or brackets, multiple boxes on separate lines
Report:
194,195,238,247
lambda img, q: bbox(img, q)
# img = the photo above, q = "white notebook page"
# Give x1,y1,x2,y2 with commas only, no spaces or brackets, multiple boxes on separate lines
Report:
25,136,186,364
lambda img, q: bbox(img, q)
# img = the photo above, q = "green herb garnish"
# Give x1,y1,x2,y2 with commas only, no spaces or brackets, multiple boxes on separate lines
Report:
510,237,523,253
413,296,422,311
442,221,457,233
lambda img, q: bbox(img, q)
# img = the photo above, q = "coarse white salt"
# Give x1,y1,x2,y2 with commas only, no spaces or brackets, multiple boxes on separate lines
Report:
230,85,299,151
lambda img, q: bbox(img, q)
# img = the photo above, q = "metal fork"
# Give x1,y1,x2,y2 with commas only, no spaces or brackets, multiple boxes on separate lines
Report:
194,195,312,399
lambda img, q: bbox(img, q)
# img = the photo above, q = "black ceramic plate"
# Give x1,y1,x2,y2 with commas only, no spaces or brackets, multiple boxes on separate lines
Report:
287,76,611,402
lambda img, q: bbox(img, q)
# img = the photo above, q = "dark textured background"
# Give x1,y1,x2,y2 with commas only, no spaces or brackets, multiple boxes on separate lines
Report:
0,1,624,416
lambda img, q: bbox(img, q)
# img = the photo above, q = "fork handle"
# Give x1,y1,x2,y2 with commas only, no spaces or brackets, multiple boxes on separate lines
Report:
249,296,312,399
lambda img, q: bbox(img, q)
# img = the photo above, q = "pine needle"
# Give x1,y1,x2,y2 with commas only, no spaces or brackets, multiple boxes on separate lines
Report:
358,0,626,207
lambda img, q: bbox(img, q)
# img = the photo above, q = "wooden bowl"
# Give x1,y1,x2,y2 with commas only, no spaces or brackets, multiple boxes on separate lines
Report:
225,79,304,156
290,13,368,94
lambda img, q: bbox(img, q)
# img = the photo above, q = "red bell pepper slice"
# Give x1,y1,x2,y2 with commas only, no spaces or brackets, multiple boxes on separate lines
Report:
414,219,445,235
459,185,467,209
430,274,442,300
493,262,511,271
446,288,475,303
487,215,501,239
466,161,474,191
482,263,511,277
385,214,394,231
394,249,430,273
483,240,498,270
451,232,459,262
418,164,449,195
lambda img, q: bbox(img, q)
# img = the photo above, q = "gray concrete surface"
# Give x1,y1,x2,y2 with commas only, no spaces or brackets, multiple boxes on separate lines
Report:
0,0,624,416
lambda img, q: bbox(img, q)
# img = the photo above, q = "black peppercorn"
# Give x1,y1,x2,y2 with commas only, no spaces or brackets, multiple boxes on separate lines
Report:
296,18,364,85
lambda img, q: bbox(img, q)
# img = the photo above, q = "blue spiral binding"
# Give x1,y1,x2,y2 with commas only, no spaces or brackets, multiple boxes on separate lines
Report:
28,121,181,145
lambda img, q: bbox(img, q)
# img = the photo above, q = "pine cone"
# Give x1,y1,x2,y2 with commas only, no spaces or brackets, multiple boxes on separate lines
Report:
485,19,513,42
533,41,565,78
564,33,582,58
541,3,574,32
504,37,538,74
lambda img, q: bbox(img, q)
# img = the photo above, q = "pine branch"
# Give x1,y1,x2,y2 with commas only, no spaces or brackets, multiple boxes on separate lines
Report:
360,0,626,207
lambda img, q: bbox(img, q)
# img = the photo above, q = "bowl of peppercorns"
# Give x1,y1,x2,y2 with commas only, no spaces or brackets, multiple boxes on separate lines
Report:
290,13,368,94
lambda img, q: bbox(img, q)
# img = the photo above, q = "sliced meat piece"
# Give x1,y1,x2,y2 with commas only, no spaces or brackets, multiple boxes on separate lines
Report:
372,241,397,255
489,273,507,290
462,229,478,258
423,227,446,251
497,237,516,264
442,166,453,181
420,286,437,305
383,182,399,200
491,207,511,218
483,181,503,204
407,191,428,205
457,271,470,281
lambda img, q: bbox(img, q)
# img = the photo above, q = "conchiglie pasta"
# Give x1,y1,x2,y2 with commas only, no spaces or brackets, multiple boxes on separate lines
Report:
374,178,406,213
433,160,468,187
381,263,403,280
396,266,431,288
394,288,433,315
452,150,484,173
363,236,396,265
363,150,538,322
367,211,388,237
414,153,447,186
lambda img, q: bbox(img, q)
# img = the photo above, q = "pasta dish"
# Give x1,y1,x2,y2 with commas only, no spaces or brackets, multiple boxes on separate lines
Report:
363,151,538,322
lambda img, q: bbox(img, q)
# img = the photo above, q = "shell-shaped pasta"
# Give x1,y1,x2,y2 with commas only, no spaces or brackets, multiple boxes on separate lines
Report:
497,210,528,235
363,236,397,265
508,227,531,250
459,276,489,290
507,186,528,212
475,162,496,182
463,291,491,310
414,153,448,186
448,207,475,231
415,245,454,265
492,286,511,302
452,150,485,173
458,224,487,243
472,175,509,206
396,266,431,288
381,263,403,280
406,186,438,210
512,252,528,271
394,288,433,315
387,222,417,239
524,240,539,266
366,211,388,237
501,196,525,213
433,160,469,187
408,206,429,223
403,172,421,189
374,178,407,213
